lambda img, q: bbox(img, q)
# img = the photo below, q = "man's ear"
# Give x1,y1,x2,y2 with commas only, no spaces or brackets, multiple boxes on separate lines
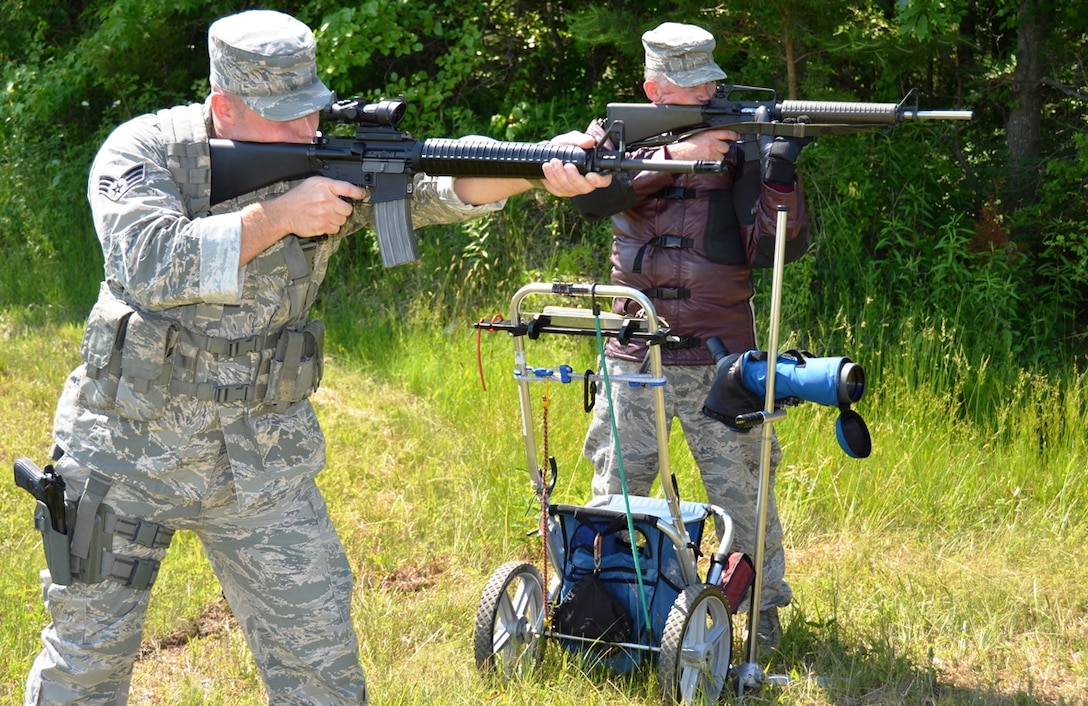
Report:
209,91,237,129
643,80,662,103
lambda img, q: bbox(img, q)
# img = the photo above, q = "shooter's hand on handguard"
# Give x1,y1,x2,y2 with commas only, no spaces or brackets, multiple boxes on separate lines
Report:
539,131,613,196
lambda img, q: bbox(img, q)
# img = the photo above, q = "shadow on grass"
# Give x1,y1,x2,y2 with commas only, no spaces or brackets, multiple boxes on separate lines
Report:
753,608,1078,706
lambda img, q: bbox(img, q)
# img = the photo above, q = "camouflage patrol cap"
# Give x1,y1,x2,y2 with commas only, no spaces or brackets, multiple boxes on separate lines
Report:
208,10,333,122
642,22,727,88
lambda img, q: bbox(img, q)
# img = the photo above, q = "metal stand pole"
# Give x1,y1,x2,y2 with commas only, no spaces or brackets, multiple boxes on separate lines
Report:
735,205,791,695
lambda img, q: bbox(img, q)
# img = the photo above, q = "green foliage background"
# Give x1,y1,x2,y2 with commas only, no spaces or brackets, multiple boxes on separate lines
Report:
2,2,1088,702
1,0,1086,414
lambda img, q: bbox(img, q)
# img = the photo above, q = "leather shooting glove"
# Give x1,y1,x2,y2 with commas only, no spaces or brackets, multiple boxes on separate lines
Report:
754,105,808,185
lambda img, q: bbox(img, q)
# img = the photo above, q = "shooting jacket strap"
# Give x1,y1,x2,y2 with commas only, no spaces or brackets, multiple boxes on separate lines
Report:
662,336,702,350
642,286,691,301
632,235,695,274
646,186,698,200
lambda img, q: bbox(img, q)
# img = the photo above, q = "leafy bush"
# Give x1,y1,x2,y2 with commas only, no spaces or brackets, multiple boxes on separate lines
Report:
1,0,1086,374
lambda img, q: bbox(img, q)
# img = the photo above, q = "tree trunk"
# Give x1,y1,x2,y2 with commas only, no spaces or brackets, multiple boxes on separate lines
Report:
1006,0,1048,205
775,2,800,98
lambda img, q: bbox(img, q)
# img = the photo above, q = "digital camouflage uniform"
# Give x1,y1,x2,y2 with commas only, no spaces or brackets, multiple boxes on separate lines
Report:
577,23,809,618
24,11,506,706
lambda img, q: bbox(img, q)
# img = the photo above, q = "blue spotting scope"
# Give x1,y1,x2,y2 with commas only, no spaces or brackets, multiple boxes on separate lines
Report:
702,337,871,458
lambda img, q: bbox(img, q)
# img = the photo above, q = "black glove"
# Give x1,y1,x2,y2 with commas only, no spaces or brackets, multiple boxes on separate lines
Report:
702,352,764,431
754,105,808,185
571,172,637,222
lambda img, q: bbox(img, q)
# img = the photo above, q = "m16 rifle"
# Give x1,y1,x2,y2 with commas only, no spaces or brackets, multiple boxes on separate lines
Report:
607,84,973,156
209,96,725,267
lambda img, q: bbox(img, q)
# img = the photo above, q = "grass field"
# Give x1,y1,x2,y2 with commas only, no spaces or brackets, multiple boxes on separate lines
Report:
2,304,1086,705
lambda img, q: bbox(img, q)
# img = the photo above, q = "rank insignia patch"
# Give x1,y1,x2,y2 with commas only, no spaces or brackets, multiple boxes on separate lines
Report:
98,164,146,201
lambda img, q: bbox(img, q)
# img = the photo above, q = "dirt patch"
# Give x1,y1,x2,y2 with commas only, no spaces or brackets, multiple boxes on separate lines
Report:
375,559,445,592
137,595,235,660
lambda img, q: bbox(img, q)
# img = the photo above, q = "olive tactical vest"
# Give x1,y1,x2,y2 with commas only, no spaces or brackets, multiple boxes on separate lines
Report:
79,104,331,418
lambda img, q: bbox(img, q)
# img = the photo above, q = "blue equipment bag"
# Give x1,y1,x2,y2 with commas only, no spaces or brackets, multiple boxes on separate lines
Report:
549,496,709,672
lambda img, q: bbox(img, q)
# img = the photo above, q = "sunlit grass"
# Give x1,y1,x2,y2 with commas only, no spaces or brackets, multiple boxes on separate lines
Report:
3,288,1087,704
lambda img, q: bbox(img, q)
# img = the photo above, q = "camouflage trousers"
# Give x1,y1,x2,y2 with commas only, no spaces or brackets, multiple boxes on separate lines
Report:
582,357,792,611
24,448,367,706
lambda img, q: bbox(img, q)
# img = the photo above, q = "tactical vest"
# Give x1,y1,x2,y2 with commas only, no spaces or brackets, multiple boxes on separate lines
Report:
156,103,327,318
79,104,329,420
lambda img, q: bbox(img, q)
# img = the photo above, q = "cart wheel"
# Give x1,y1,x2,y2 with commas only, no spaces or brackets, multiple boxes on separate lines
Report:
658,584,733,705
473,560,546,678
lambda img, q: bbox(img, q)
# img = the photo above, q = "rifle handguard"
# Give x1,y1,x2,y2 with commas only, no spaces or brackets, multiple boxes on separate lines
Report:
416,138,722,178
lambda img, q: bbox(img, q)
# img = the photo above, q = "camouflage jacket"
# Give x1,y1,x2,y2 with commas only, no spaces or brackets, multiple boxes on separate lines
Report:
52,100,505,505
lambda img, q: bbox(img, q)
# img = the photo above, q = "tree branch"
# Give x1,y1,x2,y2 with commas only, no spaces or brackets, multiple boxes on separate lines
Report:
1040,77,1088,102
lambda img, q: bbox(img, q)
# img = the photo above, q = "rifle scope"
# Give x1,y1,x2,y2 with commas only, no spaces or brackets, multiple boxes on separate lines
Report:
324,96,407,128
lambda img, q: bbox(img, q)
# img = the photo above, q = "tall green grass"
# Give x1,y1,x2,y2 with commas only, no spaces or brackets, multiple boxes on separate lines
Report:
5,297,1086,704
3,193,1087,703
0,138,102,318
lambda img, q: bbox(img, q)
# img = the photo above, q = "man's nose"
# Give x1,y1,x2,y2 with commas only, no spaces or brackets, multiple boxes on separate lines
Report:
294,114,320,141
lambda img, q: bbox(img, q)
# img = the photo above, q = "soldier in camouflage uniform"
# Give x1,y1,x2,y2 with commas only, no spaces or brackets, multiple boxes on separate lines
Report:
23,10,606,705
573,23,811,650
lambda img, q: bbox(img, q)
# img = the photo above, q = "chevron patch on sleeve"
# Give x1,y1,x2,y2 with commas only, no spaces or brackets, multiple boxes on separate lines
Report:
97,164,146,201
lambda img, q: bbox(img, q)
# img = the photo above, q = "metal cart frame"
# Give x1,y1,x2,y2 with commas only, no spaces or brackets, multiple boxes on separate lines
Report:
472,282,742,704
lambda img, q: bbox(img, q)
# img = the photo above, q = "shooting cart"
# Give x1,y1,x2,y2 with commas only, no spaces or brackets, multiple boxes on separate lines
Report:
470,205,870,702
470,281,744,704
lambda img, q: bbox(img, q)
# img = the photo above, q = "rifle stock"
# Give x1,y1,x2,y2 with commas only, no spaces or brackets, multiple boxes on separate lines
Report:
208,98,723,267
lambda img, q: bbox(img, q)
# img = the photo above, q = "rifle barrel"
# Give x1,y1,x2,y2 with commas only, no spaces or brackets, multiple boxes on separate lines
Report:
909,109,974,121
764,99,972,124
616,157,723,174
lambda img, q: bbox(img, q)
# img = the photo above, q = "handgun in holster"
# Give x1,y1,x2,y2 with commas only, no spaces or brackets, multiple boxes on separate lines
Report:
14,456,75,584
15,456,174,589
